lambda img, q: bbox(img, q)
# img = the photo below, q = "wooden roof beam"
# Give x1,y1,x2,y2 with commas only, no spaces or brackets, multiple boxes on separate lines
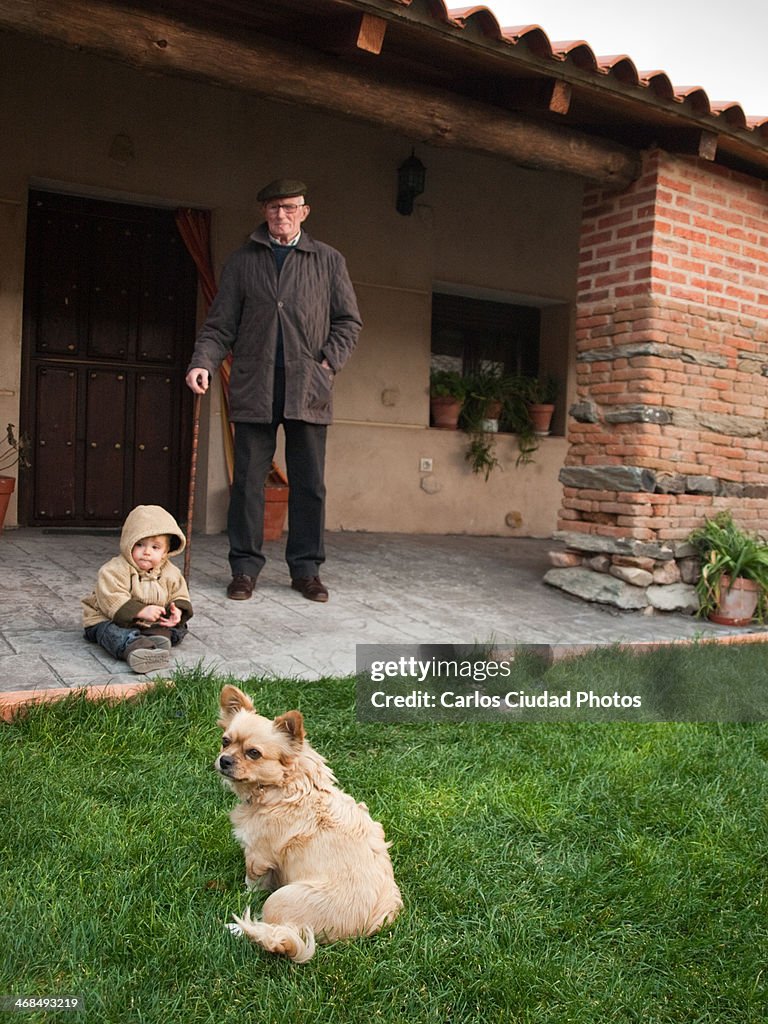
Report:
0,0,640,189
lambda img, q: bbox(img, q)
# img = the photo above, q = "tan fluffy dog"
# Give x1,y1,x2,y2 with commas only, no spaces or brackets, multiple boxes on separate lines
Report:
215,685,403,963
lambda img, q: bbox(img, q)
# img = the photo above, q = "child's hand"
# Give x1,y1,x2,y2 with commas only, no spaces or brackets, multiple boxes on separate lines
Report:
157,602,182,627
136,604,166,624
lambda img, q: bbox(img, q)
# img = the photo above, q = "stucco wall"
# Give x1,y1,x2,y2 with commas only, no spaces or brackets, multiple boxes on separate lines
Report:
0,31,583,535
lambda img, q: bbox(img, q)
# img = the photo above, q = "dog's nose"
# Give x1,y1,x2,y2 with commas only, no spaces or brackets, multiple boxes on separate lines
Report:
218,754,234,771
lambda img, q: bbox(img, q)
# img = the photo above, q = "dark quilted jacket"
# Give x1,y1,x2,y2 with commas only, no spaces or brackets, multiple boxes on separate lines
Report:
188,224,362,424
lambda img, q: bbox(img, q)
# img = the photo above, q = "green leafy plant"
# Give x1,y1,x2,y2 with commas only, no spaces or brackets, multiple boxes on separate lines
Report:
430,368,558,477
687,510,768,621
429,368,468,400
520,374,559,405
464,432,500,480
463,365,510,406
499,381,541,465
461,370,552,474
0,423,31,472
459,368,507,477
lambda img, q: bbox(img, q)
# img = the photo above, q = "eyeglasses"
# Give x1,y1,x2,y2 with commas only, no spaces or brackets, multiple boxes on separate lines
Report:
264,202,306,214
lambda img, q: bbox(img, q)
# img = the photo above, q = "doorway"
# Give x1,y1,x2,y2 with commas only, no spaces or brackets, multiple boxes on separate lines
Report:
20,190,199,528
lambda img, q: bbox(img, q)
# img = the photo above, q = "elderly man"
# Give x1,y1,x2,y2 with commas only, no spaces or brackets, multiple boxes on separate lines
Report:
186,179,362,602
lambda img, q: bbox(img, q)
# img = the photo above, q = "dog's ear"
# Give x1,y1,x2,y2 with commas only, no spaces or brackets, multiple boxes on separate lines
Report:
218,685,255,726
273,710,305,746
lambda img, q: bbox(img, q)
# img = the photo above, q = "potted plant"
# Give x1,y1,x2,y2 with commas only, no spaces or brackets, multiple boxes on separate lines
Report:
0,423,31,533
458,366,510,476
520,375,559,435
463,366,510,429
429,369,467,430
687,510,768,625
490,376,540,467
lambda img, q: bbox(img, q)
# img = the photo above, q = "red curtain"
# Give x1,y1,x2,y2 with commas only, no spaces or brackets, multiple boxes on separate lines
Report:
174,208,217,307
174,208,287,487
175,207,235,480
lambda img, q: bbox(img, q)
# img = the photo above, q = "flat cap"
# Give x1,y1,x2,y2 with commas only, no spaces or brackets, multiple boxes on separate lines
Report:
257,178,308,203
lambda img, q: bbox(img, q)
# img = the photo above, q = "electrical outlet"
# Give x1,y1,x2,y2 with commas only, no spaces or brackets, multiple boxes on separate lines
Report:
420,457,433,473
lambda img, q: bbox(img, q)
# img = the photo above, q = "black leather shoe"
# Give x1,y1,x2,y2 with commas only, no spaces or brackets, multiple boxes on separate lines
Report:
226,574,256,600
291,576,329,602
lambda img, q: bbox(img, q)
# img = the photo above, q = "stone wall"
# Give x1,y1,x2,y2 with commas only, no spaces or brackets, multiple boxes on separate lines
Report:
548,148,768,611
545,529,700,614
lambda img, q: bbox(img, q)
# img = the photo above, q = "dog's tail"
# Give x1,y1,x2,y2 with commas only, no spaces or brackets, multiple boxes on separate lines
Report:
227,908,316,964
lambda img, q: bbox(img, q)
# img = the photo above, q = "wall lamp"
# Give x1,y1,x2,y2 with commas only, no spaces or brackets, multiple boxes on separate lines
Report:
396,150,426,215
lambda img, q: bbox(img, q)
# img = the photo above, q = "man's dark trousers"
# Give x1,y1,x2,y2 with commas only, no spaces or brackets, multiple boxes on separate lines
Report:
227,367,327,580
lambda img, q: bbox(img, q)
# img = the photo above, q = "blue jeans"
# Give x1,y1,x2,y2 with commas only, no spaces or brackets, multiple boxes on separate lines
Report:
84,621,187,660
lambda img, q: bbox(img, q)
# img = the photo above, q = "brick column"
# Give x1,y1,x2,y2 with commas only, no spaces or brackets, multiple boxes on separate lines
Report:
547,149,768,612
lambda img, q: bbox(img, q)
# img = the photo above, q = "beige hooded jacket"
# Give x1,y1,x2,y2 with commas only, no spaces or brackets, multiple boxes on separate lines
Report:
81,505,193,629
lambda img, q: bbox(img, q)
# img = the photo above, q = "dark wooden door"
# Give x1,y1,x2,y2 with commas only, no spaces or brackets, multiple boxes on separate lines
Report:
21,190,198,528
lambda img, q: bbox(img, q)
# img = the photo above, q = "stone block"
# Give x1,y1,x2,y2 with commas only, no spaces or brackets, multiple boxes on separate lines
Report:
548,550,583,567
652,560,681,585
673,541,697,559
585,554,612,573
569,400,599,423
543,567,649,610
609,565,654,587
559,465,657,493
655,473,686,494
604,405,672,425
554,531,675,561
677,557,701,585
612,554,655,571
685,475,719,495
646,583,699,614
720,481,745,497
554,531,631,555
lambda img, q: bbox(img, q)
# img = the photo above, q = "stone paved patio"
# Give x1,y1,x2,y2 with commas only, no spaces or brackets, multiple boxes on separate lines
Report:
1,528,764,696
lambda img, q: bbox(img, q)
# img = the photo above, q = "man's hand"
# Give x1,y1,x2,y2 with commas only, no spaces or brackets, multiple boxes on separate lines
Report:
186,368,210,394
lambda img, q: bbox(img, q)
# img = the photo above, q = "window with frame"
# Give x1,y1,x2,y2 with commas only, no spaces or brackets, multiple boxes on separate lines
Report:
430,292,541,380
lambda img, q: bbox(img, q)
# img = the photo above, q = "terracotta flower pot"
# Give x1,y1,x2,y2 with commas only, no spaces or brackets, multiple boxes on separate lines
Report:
264,483,289,541
0,475,15,534
527,403,555,435
430,396,463,429
708,574,760,626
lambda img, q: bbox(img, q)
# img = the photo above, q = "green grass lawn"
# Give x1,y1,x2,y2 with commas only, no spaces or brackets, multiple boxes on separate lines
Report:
2,645,768,1023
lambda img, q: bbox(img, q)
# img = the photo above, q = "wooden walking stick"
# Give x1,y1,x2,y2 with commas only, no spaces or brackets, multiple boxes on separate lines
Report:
184,392,202,582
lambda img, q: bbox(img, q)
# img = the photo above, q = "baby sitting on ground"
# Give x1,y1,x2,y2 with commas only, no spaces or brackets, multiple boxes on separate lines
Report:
81,505,193,674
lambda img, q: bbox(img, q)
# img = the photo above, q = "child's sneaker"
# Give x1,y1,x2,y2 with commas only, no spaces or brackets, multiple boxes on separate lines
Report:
124,636,171,674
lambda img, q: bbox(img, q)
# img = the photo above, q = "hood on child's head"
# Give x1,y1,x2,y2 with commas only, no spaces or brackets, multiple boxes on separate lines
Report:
120,505,187,566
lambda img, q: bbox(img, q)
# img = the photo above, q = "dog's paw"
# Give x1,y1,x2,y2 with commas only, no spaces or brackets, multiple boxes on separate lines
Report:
227,906,255,939
227,906,261,939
